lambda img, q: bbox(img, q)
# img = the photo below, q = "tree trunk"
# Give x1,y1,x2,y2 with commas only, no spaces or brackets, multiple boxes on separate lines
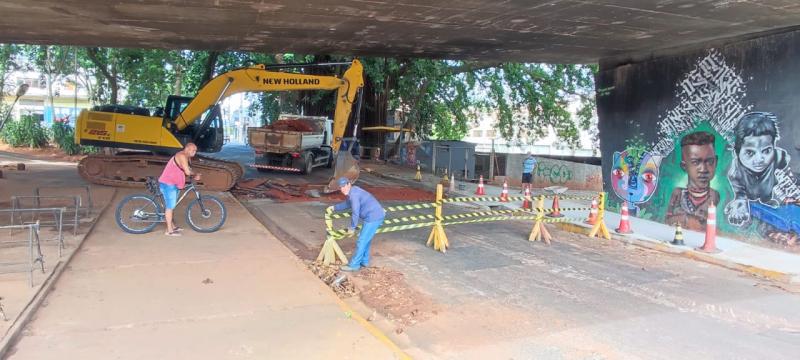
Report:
109,61,118,105
199,51,220,88
173,62,183,96
45,46,56,123
86,47,118,105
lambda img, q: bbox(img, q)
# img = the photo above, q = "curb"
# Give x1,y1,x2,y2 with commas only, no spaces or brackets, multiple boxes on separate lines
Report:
0,188,117,358
553,222,796,284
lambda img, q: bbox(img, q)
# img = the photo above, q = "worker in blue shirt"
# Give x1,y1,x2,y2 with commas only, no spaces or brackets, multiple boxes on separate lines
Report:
333,177,386,271
521,152,537,192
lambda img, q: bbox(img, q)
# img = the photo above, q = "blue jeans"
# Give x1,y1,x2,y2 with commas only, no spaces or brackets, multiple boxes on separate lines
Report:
349,217,384,269
159,182,179,210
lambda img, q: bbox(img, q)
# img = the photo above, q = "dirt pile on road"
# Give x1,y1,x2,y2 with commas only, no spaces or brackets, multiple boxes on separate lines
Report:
350,267,437,331
307,261,356,297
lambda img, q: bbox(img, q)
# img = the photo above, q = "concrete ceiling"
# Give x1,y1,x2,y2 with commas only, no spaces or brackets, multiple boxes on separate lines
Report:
2,1,800,63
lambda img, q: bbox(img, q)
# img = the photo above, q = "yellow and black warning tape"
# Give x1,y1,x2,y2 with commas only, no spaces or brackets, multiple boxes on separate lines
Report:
540,216,584,223
442,196,526,203
443,214,539,227
383,214,436,224
328,221,436,240
324,202,437,220
553,195,597,201
441,209,527,221
540,207,591,213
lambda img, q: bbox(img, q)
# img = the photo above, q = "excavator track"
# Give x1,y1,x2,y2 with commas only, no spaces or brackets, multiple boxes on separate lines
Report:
78,152,244,191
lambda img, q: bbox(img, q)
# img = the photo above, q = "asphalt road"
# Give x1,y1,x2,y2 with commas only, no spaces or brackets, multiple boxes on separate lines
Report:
245,186,800,360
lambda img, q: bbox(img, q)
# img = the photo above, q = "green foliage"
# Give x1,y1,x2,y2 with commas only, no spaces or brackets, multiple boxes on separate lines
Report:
50,119,97,155
2,44,598,147
1,115,49,148
361,58,596,145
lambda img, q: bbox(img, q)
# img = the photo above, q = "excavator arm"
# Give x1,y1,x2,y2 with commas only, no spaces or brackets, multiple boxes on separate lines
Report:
173,59,364,157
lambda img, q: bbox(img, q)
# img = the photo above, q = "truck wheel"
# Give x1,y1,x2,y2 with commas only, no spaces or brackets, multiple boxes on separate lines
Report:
303,153,314,175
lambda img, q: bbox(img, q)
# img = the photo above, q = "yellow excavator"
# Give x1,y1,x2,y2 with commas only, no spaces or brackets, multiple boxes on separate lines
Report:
74,60,364,191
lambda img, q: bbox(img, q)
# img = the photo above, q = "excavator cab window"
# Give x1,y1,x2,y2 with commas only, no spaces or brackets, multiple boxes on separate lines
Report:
162,95,193,129
192,106,224,153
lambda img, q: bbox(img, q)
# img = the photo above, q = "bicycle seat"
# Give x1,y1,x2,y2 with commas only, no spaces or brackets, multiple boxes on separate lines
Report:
145,177,161,196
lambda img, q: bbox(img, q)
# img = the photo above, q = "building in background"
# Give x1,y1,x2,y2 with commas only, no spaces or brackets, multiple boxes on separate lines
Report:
463,108,597,157
2,71,91,126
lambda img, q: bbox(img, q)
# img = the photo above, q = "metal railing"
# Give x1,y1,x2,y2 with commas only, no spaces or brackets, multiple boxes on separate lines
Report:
2,207,66,257
0,222,45,287
11,195,79,236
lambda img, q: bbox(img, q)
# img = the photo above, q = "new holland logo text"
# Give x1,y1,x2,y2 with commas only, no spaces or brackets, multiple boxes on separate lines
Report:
262,78,321,85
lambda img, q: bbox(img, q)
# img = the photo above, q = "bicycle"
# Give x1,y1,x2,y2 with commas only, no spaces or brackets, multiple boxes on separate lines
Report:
115,177,227,234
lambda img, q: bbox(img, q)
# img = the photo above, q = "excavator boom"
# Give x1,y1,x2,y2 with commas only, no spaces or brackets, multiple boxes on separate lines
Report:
175,60,364,157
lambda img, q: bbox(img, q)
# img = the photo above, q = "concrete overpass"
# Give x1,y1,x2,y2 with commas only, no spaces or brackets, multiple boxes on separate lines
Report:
1,1,800,63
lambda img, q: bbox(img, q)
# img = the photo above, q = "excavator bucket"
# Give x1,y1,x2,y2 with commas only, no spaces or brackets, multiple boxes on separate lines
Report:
325,140,360,193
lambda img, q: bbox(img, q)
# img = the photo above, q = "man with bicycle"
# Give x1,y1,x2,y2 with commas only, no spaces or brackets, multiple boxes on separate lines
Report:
159,143,201,236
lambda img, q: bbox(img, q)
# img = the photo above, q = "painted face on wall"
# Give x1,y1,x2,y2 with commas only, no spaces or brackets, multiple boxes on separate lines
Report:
611,150,662,204
738,135,775,173
681,143,717,191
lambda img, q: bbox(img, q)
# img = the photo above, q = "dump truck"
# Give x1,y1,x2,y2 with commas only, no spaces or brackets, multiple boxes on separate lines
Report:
247,115,336,175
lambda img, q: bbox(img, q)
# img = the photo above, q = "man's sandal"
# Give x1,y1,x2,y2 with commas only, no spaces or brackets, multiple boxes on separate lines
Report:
165,231,182,237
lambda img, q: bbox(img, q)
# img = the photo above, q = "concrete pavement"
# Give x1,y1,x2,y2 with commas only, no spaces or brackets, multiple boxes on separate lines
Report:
6,189,402,359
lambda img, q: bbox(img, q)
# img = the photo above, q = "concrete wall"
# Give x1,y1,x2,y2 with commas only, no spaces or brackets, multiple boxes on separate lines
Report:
504,154,602,191
597,29,800,250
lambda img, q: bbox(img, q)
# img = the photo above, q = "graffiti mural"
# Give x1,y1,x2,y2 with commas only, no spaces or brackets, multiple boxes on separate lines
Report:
726,112,792,226
610,149,662,212
601,47,800,250
535,161,574,185
665,131,720,231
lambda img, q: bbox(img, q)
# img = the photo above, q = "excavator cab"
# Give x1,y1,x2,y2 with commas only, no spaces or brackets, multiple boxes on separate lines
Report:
163,95,224,153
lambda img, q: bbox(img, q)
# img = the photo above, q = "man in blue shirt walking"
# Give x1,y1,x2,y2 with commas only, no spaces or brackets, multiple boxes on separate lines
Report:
333,177,386,272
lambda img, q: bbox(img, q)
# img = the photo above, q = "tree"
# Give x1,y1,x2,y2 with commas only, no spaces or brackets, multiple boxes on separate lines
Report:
84,47,121,105
357,58,596,158
21,45,77,123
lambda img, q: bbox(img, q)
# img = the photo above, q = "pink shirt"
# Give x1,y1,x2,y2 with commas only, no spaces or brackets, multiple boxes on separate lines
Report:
159,156,186,189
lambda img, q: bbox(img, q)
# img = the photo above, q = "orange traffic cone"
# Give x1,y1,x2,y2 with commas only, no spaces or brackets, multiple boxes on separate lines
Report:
585,197,598,225
547,193,564,218
500,179,509,202
522,186,532,210
475,175,486,195
615,201,633,234
696,203,720,253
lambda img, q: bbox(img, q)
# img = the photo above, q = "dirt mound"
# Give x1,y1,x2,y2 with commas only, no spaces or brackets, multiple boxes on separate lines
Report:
350,266,437,331
307,261,356,297
263,119,315,132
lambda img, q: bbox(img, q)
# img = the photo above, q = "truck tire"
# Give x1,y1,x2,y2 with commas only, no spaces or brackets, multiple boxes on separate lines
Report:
303,153,314,175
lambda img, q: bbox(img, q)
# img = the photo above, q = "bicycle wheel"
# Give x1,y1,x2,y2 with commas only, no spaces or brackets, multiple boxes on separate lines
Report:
115,194,162,234
185,195,227,233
